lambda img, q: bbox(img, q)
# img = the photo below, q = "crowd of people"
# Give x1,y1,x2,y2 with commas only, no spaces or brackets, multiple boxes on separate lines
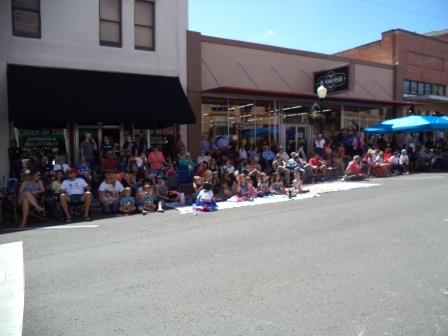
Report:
6,127,448,226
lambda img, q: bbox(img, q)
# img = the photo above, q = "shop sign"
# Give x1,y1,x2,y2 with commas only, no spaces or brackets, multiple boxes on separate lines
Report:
150,135,170,146
314,66,349,93
15,128,67,154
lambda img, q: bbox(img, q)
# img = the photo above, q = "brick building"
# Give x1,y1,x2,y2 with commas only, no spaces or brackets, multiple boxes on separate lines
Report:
336,28,448,116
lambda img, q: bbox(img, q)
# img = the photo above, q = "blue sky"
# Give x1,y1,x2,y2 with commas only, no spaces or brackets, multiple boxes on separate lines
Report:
189,0,448,54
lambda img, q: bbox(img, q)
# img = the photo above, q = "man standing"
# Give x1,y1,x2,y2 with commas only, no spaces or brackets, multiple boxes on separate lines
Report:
80,133,97,170
59,168,92,222
314,134,325,158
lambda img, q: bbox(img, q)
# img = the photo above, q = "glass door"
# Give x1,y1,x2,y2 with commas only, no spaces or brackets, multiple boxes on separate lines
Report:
282,124,309,160
75,124,123,166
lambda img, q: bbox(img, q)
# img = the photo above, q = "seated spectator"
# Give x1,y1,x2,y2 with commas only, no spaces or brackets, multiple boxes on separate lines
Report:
330,150,345,176
260,145,275,171
193,182,218,213
399,149,410,174
192,175,203,202
134,152,148,174
257,172,272,197
200,135,211,152
238,145,248,160
53,156,70,174
37,155,52,185
76,154,92,183
271,172,286,195
389,152,402,175
59,168,92,222
197,150,209,164
415,145,433,171
377,151,391,176
248,146,260,161
292,170,309,194
272,154,290,186
222,173,238,199
222,159,235,175
235,171,256,200
154,175,179,211
98,173,124,214
342,155,366,181
100,151,118,173
203,169,220,195
119,187,136,215
309,154,327,180
242,159,260,187
288,153,313,183
137,183,157,215
50,170,64,195
196,161,209,177
18,169,45,227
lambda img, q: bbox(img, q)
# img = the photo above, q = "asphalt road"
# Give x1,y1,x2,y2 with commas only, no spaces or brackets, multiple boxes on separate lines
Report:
1,173,448,336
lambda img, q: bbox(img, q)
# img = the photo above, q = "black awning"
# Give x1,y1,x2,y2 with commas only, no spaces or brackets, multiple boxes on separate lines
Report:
7,64,195,124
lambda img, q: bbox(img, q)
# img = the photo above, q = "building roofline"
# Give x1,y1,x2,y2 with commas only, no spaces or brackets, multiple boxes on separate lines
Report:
194,32,395,70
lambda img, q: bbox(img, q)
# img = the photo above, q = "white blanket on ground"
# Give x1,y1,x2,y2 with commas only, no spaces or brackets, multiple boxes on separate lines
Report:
170,181,379,215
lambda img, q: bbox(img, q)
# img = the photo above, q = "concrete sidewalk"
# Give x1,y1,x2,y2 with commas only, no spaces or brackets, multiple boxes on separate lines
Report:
0,241,24,336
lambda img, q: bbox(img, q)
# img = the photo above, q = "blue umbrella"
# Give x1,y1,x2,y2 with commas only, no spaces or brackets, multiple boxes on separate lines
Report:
365,115,448,134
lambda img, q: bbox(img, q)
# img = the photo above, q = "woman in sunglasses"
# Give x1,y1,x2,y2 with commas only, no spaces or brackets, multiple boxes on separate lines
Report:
18,169,45,227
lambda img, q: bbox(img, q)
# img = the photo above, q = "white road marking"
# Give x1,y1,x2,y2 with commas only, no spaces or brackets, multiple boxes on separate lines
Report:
42,225,98,229
0,241,24,336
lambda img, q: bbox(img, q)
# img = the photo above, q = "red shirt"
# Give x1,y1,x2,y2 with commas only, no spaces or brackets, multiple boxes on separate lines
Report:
347,161,361,174
309,157,323,167
148,151,165,170
100,158,118,172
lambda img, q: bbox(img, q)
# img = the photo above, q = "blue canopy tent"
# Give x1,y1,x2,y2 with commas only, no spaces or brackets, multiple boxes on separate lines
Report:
364,115,448,134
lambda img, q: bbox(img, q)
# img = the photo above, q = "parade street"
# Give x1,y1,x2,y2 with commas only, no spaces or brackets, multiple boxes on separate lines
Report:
1,173,448,336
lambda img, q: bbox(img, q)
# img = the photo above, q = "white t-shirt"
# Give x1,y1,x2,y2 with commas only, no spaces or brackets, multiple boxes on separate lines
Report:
197,155,209,164
53,163,70,173
99,181,124,204
314,138,325,149
198,189,213,202
61,178,88,196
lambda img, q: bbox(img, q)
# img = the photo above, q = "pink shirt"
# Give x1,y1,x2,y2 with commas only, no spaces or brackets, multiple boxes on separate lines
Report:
148,151,165,170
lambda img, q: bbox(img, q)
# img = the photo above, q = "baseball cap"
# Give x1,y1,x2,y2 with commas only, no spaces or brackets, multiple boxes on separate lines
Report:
67,168,77,174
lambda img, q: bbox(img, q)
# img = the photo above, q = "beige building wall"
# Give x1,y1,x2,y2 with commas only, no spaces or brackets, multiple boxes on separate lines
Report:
200,38,395,101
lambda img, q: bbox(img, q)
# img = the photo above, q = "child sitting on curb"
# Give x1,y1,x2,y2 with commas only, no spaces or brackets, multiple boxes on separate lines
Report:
292,169,309,194
137,183,157,215
193,182,218,214
257,172,272,197
119,187,136,215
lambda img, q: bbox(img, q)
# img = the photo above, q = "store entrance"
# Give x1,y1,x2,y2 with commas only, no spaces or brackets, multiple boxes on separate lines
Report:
281,124,309,160
74,125,123,166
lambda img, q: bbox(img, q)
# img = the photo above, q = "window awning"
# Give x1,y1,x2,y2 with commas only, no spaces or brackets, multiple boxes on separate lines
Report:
7,64,195,124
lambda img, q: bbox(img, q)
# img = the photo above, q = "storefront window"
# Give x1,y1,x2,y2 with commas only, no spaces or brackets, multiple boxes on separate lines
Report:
341,107,384,130
201,98,279,150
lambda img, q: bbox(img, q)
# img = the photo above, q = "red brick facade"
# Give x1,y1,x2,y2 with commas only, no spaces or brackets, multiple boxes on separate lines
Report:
336,29,448,115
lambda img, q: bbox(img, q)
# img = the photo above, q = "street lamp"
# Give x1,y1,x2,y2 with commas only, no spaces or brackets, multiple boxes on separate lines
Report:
316,85,327,133
317,84,328,100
